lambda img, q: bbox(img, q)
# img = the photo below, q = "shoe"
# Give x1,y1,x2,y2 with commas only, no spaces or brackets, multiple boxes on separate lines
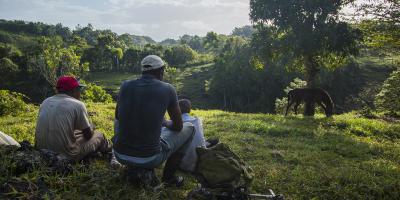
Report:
100,138,112,153
162,176,184,187
162,152,185,187
110,152,123,169
127,167,161,188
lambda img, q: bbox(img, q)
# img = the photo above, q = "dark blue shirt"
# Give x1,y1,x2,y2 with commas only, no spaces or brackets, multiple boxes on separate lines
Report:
114,74,178,157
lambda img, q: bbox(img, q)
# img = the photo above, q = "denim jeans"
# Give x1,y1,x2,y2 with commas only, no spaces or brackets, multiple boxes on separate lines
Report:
114,122,195,169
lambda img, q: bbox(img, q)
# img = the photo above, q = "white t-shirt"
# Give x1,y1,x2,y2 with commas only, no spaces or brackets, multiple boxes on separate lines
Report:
180,113,206,172
35,94,90,159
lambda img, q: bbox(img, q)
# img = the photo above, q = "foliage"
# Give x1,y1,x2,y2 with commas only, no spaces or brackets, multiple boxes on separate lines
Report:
250,0,362,85
375,68,400,113
80,82,113,103
26,36,89,87
0,90,28,116
0,57,19,85
1,103,400,199
274,78,307,114
209,37,300,113
357,0,399,24
164,45,196,67
0,19,72,40
358,20,400,53
231,25,255,38
163,67,182,91
250,0,363,116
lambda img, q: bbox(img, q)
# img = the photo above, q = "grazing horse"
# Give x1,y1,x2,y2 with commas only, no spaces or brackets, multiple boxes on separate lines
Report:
285,88,334,117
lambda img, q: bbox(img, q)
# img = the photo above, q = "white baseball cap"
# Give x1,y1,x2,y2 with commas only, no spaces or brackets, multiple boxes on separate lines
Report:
141,55,165,71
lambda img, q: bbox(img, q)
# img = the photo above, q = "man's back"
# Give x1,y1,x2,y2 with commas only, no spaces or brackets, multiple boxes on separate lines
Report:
35,94,90,158
114,74,178,157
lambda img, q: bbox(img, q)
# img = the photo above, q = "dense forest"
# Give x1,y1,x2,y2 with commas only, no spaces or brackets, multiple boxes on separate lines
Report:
0,0,399,115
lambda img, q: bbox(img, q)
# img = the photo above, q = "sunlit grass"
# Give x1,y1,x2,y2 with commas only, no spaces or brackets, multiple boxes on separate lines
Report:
1,103,399,199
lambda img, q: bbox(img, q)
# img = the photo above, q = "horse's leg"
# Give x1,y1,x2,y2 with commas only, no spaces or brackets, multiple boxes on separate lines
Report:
285,99,294,116
294,101,300,115
317,101,327,114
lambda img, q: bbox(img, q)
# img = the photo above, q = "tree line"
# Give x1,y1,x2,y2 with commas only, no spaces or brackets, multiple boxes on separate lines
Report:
0,20,238,101
207,0,399,114
0,0,399,115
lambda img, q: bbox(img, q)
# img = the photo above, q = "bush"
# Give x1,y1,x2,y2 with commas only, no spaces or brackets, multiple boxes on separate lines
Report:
81,82,113,103
0,90,28,116
375,68,400,113
164,44,196,67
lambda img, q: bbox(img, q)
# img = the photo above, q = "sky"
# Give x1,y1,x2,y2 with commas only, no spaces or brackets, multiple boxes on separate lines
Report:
0,0,250,41
0,0,366,41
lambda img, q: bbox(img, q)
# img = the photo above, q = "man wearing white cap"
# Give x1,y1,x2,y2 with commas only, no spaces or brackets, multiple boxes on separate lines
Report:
113,55,194,187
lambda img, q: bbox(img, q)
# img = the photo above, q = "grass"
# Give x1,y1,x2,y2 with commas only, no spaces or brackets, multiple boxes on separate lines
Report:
86,72,140,92
1,103,400,199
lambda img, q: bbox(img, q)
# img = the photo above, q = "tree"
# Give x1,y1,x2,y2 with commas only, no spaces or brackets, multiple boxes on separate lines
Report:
204,32,219,50
375,68,400,113
164,45,196,67
0,57,19,86
232,25,255,38
250,0,362,116
357,0,399,24
28,36,86,88
121,47,141,72
356,1,400,54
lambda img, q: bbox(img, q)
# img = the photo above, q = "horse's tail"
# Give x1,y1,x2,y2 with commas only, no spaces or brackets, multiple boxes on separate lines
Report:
287,90,293,103
323,90,334,116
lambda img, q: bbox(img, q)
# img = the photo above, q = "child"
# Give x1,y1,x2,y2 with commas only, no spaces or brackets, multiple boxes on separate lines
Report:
179,99,218,172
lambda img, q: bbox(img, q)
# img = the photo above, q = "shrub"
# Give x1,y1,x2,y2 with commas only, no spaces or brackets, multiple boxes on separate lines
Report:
0,90,28,116
81,82,113,103
375,68,400,113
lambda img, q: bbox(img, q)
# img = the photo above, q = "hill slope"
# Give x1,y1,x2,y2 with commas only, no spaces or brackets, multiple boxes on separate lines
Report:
1,103,399,199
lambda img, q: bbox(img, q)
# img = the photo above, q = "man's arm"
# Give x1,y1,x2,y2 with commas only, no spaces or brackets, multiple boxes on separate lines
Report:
76,103,93,140
165,103,183,132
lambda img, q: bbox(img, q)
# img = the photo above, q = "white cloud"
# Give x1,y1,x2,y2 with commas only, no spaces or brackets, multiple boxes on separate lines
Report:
181,20,211,31
0,0,251,41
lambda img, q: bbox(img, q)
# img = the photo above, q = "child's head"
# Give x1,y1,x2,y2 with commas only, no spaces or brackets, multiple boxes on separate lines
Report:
179,99,191,114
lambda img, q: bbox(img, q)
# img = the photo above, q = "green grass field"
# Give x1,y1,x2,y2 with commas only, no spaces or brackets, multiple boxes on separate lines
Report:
1,103,399,199
86,72,140,92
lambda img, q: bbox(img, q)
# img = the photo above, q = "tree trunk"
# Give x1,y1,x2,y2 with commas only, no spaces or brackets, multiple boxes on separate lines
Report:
304,56,318,116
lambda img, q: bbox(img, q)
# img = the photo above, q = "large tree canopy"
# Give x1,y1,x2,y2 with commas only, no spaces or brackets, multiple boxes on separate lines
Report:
249,0,362,115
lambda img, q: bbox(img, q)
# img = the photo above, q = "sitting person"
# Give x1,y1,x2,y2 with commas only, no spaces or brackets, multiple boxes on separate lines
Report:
113,55,195,187
35,76,110,162
178,99,218,172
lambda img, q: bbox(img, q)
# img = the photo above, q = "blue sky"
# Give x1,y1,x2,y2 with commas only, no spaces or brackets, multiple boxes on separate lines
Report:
0,0,364,41
0,0,250,41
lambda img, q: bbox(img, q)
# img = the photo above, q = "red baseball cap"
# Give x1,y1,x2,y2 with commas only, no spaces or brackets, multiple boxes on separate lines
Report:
56,76,85,92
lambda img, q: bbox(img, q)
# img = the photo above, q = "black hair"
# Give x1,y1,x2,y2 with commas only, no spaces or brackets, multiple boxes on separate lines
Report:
179,99,191,114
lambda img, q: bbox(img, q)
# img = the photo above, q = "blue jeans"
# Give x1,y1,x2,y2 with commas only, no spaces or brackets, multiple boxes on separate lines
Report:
114,122,195,169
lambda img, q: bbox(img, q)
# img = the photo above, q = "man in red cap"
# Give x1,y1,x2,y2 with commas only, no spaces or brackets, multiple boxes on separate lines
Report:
35,76,110,162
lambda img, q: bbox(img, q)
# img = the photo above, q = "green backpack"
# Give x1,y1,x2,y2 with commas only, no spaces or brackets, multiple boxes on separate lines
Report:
194,143,254,190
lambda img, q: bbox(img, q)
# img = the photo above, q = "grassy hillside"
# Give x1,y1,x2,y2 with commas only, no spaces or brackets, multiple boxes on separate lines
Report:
86,63,215,108
1,103,399,199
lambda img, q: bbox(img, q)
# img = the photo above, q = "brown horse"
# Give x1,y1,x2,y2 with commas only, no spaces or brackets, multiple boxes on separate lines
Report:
285,88,334,117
